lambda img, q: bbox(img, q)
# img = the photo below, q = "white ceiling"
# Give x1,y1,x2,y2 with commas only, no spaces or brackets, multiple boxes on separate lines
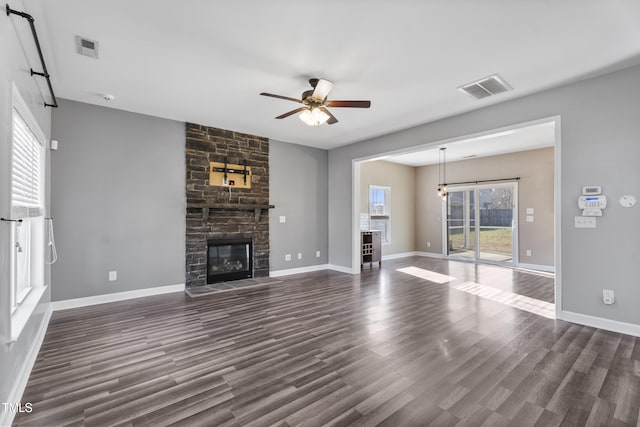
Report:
384,121,555,167
21,0,640,150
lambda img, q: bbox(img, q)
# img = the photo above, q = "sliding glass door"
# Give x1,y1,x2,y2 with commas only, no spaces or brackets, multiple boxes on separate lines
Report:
446,189,475,259
444,183,517,265
477,187,515,262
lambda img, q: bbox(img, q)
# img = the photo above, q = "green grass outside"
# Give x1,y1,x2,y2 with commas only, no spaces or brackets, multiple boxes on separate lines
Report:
449,227,512,255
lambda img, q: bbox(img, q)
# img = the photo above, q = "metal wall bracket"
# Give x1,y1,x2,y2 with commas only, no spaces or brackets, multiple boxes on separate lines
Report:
6,4,58,108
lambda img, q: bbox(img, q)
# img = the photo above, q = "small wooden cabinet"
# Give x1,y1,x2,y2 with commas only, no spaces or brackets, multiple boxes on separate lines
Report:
361,231,382,269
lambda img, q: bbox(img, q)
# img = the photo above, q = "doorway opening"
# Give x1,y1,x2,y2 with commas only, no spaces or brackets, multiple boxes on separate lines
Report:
352,116,560,317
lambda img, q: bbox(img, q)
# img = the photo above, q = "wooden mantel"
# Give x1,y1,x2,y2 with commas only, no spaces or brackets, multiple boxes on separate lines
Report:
187,203,275,222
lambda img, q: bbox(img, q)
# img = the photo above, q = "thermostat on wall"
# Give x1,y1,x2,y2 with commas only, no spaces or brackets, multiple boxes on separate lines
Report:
582,186,601,195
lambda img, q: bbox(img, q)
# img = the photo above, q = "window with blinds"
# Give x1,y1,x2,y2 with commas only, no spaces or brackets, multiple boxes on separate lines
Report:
369,185,391,245
4,84,47,340
11,107,43,215
9,101,44,311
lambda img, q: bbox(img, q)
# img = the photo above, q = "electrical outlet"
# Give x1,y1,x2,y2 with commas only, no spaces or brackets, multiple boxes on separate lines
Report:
297,252,302,260
602,289,615,305
109,271,117,281
427,241,431,248
285,254,291,261
526,249,532,257
316,250,320,258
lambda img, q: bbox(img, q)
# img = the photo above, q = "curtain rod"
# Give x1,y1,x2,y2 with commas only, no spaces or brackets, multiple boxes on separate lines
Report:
445,177,520,186
6,4,58,108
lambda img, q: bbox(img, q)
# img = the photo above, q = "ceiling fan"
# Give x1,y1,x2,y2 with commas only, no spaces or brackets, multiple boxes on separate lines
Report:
260,78,371,126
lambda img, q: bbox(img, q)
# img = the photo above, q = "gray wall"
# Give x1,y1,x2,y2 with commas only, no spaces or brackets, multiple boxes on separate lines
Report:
269,140,328,271
0,0,52,415
329,63,640,325
360,160,416,256
51,102,330,294
51,100,185,301
415,148,555,266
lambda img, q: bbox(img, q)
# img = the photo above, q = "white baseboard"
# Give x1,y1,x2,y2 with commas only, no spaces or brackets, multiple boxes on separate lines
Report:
51,283,185,311
382,251,418,261
414,251,446,259
1,304,52,427
272,263,369,276
561,310,640,338
328,264,358,275
517,263,555,273
382,251,447,261
270,264,329,277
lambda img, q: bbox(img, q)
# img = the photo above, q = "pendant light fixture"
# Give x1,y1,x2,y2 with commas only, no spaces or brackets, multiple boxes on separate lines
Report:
437,147,448,200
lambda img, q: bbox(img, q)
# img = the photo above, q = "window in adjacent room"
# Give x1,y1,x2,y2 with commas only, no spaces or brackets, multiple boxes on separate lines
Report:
369,185,391,244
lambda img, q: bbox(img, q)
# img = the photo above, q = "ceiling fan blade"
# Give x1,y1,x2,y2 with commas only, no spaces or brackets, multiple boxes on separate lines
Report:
260,92,303,104
311,79,334,101
319,107,338,125
275,107,307,119
325,100,371,108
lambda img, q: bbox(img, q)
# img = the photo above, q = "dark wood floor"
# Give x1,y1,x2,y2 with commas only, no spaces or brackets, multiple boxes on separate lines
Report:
15,257,640,426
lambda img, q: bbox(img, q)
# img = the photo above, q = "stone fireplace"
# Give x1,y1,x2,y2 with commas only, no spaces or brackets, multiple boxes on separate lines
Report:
185,123,270,288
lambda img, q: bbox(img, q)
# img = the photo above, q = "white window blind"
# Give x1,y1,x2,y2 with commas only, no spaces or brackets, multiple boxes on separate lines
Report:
11,107,43,211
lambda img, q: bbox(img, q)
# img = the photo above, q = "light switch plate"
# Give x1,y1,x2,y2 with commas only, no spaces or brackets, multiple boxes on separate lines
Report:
526,207,534,215
279,216,286,223
526,215,534,222
574,216,596,228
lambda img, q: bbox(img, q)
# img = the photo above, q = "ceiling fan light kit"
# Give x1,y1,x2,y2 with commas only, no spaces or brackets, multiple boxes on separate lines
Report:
299,107,330,127
260,78,371,127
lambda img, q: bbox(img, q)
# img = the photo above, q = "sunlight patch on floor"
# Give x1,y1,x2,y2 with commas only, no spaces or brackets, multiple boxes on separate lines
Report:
453,281,555,319
396,266,455,284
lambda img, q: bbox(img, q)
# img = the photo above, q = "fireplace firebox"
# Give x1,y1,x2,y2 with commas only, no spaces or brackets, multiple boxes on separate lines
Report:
207,238,253,284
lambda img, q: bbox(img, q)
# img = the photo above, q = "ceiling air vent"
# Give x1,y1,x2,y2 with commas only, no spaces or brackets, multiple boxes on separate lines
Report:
458,74,511,100
75,35,99,59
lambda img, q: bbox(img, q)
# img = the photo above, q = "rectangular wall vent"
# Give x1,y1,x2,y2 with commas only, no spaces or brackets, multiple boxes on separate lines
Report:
75,35,99,59
458,74,512,100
